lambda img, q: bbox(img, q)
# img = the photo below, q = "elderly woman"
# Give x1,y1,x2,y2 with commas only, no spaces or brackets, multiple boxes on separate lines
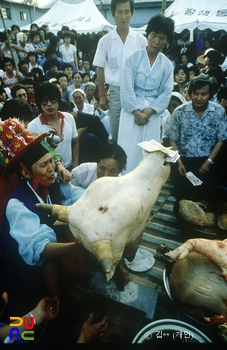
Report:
72,88,94,114
162,92,187,146
72,87,110,133
71,142,127,188
0,119,85,317
84,82,97,105
117,14,175,173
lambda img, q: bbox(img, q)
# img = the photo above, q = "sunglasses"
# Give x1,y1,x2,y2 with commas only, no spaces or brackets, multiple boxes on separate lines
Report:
41,97,58,106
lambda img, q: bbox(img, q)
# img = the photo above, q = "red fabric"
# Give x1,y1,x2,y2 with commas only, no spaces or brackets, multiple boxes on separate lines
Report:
28,94,36,103
19,162,51,196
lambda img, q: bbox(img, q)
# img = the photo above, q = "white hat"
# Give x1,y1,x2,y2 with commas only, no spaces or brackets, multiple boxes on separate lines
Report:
71,88,85,97
171,92,187,104
198,48,215,64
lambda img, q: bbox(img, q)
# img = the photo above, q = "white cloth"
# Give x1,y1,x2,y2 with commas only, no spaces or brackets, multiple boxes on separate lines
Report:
28,62,44,74
28,112,77,169
221,56,227,72
17,43,34,59
93,28,147,87
161,109,171,140
73,103,94,115
84,96,96,105
118,49,173,173
71,162,97,188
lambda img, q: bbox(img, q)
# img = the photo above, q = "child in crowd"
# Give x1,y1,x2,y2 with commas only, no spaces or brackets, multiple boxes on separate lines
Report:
27,51,44,75
81,73,92,90
62,63,74,85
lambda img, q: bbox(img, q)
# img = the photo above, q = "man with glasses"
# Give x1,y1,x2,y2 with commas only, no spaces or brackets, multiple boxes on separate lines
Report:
28,82,79,170
10,83,39,120
11,84,28,104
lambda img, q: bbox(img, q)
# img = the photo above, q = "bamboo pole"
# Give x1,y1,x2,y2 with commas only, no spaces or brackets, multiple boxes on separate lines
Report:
161,0,166,15
0,5,18,69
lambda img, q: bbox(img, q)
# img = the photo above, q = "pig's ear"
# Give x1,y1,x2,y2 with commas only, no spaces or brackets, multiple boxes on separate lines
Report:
36,203,70,223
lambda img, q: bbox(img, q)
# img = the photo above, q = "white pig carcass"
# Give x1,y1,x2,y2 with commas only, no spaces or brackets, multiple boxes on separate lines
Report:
37,151,170,282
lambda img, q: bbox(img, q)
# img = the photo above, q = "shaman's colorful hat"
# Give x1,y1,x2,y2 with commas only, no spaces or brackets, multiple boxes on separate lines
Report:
0,119,46,173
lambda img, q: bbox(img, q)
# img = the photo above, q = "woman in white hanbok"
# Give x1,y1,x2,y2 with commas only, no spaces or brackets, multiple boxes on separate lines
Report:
118,14,175,173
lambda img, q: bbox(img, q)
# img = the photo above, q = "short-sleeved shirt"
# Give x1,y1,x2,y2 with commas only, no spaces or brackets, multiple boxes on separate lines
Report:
93,28,147,87
59,44,77,63
168,101,227,157
28,111,77,169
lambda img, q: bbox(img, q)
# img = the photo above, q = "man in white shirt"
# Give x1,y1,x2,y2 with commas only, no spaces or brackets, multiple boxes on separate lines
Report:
93,0,147,142
28,82,79,170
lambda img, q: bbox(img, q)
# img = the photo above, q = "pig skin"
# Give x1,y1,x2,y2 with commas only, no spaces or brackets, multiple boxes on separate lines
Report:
170,252,227,320
37,151,170,282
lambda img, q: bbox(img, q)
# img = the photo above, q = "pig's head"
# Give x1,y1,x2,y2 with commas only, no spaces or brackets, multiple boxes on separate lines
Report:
36,203,116,281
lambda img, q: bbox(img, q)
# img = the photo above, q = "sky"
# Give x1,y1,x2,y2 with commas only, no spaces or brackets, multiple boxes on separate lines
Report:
36,0,50,6
12,0,51,8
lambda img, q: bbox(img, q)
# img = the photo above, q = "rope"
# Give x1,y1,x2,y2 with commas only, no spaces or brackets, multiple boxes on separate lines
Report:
146,186,172,226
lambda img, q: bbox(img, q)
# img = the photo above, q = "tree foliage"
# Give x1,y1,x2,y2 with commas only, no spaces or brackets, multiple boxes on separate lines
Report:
21,0,39,6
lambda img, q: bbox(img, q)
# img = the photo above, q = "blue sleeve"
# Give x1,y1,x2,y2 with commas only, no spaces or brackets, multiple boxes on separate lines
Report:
6,199,57,266
59,182,85,205
168,109,181,142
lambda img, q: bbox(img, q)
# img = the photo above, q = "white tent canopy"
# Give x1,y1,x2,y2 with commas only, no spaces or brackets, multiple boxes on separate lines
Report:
23,0,114,34
165,0,227,33
136,0,227,35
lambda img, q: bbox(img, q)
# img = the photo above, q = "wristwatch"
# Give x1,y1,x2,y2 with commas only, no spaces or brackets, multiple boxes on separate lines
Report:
207,158,214,164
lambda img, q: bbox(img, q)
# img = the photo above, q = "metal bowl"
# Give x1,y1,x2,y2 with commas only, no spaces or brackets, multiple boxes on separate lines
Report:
163,262,211,326
132,318,212,343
